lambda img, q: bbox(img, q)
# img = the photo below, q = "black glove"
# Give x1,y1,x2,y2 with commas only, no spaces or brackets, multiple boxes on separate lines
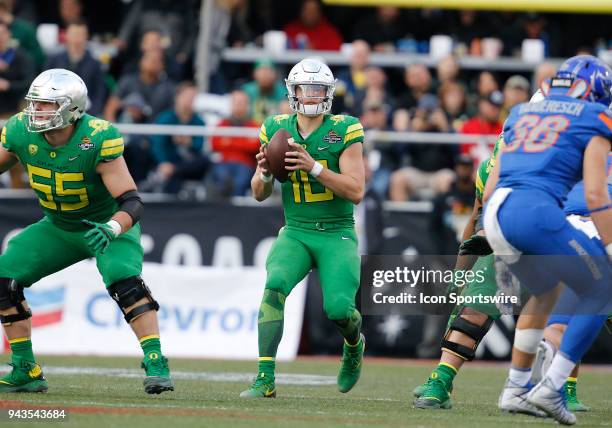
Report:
458,234,493,256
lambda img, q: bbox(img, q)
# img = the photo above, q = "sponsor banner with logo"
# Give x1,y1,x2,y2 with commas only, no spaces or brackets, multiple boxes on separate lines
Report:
18,261,306,360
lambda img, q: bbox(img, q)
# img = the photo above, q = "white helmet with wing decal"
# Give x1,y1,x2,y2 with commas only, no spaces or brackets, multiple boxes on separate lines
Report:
24,68,87,133
285,58,336,116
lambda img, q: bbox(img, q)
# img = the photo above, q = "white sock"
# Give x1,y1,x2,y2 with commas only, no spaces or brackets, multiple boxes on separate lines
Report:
509,367,531,386
546,353,575,390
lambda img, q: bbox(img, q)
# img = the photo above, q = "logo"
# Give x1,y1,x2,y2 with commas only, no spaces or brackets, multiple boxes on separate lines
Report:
341,236,350,240
317,146,329,151
23,285,65,328
28,144,38,156
330,115,345,125
68,155,79,162
323,130,342,144
50,152,57,159
79,136,94,151
148,352,159,360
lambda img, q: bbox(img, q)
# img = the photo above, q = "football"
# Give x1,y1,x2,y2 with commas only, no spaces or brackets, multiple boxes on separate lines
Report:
266,128,293,182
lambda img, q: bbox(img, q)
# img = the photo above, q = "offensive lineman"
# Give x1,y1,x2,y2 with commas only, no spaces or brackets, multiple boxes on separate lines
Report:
240,58,366,398
0,69,173,394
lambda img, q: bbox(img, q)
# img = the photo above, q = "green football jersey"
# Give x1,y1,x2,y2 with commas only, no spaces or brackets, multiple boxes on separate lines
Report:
259,113,364,224
1,113,125,231
475,133,505,201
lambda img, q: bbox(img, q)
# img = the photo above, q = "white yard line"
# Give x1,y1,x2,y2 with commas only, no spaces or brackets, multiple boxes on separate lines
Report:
0,365,336,386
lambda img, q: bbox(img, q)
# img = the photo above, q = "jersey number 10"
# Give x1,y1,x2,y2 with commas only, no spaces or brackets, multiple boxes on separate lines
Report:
505,114,570,153
27,164,89,211
290,159,334,203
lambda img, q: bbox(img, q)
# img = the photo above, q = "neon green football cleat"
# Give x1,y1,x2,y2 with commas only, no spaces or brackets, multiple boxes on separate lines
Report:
337,334,365,393
414,378,454,397
141,355,174,394
565,380,589,412
0,360,48,393
239,372,276,398
413,377,452,409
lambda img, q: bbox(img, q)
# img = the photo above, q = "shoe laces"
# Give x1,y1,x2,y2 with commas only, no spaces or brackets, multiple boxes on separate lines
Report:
251,372,273,389
141,356,168,376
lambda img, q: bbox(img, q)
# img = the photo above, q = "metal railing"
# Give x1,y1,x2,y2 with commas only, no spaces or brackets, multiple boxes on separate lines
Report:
221,47,562,72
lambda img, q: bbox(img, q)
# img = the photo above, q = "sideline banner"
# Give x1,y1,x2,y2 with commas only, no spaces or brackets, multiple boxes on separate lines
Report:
21,261,306,360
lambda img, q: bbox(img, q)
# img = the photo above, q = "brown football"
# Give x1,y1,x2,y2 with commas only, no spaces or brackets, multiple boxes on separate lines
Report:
266,128,292,182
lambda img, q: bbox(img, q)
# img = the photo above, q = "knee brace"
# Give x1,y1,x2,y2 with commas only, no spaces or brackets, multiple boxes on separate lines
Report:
107,276,159,323
441,309,494,361
0,278,32,325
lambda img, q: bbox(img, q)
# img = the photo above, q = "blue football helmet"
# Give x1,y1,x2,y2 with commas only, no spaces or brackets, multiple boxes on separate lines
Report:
550,55,612,107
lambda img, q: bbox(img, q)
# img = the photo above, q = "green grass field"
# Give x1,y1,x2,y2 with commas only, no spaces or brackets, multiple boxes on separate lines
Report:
0,355,610,427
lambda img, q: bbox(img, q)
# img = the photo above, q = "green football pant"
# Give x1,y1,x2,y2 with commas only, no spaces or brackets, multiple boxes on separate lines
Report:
0,216,143,287
265,225,360,320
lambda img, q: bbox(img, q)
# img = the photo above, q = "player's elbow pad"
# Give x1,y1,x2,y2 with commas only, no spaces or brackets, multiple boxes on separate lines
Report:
116,190,143,224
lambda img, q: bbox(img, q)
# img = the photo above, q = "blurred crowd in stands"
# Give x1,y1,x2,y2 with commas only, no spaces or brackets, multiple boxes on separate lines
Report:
0,0,611,201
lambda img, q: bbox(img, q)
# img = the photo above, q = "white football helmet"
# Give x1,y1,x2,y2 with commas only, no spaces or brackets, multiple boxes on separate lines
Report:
285,58,336,116
24,68,87,133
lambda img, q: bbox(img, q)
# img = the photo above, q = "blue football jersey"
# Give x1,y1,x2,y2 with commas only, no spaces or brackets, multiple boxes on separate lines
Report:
564,153,612,216
498,95,612,204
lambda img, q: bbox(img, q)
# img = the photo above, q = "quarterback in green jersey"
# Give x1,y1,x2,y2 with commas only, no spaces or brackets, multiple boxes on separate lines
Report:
0,69,173,394
240,58,366,398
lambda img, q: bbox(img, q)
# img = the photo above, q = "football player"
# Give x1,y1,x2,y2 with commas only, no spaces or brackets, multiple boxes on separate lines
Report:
484,55,612,425
0,69,173,394
240,58,366,398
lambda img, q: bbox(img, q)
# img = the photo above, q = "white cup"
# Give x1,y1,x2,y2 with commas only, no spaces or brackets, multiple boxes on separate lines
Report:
522,39,545,63
430,35,453,60
263,31,287,55
481,38,503,59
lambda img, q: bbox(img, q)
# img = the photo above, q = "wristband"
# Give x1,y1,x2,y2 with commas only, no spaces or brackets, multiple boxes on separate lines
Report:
606,243,612,257
106,219,122,238
260,172,273,183
309,161,323,177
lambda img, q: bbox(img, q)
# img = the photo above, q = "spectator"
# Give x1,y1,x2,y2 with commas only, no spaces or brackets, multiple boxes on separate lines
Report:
395,63,433,111
283,0,343,51
114,0,197,68
534,61,557,90
438,81,468,132
449,10,489,54
0,20,33,117
0,19,33,189
515,13,562,58
104,49,175,123
45,22,107,116
58,0,86,43
118,93,157,185
429,155,475,253
466,70,499,116
360,96,394,198
388,94,457,201
119,29,183,81
0,0,43,69
335,40,370,116
460,90,504,162
241,58,285,123
436,55,461,88
363,66,394,108
209,90,260,197
352,6,404,52
501,74,530,121
151,82,208,194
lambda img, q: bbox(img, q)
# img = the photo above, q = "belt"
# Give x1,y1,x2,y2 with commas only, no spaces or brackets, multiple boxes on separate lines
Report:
285,218,354,231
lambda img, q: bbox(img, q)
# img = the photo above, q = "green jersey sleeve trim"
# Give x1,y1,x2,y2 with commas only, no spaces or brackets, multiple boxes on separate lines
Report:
343,120,364,147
